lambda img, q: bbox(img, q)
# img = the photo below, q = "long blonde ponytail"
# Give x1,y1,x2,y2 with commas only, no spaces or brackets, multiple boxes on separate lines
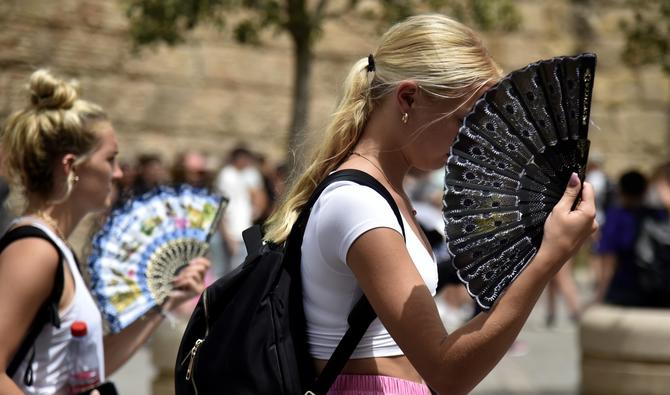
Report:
265,14,502,243
264,57,373,242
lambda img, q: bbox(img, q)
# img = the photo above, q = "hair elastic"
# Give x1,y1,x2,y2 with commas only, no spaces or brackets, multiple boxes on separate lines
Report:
367,54,376,73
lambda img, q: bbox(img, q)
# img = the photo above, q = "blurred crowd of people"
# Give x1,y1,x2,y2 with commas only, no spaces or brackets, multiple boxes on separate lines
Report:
1,138,668,321
1,133,667,322
105,145,289,280
110,149,670,321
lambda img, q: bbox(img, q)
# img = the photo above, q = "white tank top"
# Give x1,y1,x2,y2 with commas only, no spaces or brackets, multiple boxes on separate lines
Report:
301,181,438,359
10,218,105,395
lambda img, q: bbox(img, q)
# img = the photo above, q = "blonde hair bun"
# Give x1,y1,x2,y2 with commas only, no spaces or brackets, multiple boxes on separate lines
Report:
28,69,78,110
2,68,106,202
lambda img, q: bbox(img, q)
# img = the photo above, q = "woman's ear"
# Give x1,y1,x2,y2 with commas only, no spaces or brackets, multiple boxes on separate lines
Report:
395,81,419,115
61,154,77,176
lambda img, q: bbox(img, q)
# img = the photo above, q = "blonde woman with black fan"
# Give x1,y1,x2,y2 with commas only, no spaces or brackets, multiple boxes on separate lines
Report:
265,14,598,395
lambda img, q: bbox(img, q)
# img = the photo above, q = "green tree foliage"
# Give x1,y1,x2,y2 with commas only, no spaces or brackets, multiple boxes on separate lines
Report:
621,0,670,73
126,0,520,166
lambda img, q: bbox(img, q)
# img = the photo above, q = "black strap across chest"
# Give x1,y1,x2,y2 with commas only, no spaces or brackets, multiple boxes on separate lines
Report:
287,169,406,395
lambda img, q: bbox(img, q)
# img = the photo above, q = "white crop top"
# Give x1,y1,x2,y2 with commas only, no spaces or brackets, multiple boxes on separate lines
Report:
11,218,105,395
301,181,438,360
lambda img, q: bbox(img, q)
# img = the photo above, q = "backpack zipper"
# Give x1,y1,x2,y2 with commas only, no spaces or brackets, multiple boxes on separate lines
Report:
203,289,210,337
184,338,204,394
181,290,210,394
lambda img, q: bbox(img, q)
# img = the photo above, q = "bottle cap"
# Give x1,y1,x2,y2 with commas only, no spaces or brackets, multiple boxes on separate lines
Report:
71,321,88,337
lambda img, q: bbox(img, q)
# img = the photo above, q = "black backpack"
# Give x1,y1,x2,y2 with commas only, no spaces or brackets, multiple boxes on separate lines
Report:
174,169,405,395
634,210,670,307
2,226,64,385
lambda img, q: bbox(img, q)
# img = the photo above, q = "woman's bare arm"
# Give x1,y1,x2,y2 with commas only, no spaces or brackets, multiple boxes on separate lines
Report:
347,180,597,394
0,240,60,394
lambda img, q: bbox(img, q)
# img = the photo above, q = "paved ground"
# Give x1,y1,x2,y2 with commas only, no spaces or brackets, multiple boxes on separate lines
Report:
111,285,585,395
472,302,579,395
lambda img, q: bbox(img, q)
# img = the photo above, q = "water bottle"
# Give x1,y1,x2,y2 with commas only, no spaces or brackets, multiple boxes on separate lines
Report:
68,321,100,394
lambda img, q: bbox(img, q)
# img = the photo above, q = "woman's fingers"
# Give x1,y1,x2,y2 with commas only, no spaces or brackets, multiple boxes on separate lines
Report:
165,257,211,309
575,182,596,217
554,172,582,213
189,257,211,271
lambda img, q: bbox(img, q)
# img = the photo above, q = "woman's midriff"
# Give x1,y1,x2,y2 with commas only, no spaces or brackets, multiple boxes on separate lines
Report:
314,355,424,384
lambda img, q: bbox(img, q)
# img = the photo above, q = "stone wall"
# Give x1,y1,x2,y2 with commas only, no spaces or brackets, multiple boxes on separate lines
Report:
1,0,668,177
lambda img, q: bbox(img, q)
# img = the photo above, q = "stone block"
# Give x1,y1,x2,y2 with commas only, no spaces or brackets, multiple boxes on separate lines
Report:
617,109,667,147
76,1,128,33
315,18,377,58
581,305,670,361
96,77,159,123
638,69,670,105
593,70,640,105
581,358,670,395
0,70,28,117
175,85,237,129
124,45,203,82
516,2,550,34
311,57,355,98
198,44,292,90
591,39,627,73
220,89,291,138
51,30,129,72
9,0,77,27
580,305,670,395
0,21,59,66
486,35,571,71
592,7,632,38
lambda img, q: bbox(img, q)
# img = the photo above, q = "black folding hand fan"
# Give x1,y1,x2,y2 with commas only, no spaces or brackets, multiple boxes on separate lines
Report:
443,53,596,310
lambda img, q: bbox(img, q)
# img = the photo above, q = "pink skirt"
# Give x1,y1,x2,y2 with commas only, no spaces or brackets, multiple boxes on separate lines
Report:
326,374,431,395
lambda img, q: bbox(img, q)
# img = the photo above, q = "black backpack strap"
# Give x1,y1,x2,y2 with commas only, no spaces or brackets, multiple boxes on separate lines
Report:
286,169,406,395
3,226,65,383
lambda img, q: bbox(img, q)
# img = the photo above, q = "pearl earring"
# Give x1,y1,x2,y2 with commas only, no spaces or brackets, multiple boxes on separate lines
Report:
401,112,409,124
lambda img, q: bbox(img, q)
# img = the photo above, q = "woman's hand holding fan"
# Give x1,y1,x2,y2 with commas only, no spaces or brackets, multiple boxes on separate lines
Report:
162,256,211,312
540,174,599,268
88,185,227,332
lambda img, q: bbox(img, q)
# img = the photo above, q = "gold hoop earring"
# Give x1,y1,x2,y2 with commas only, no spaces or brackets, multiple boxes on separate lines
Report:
401,112,409,124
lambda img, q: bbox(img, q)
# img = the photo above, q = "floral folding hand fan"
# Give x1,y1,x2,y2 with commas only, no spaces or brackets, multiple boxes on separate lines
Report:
88,185,227,332
443,53,596,310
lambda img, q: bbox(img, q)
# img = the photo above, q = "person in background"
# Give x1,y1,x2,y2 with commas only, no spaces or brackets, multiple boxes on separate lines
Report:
544,259,582,326
596,170,654,305
171,150,212,190
0,69,209,395
132,153,168,196
646,162,670,213
214,145,263,277
253,153,277,227
405,168,474,330
583,154,614,307
273,161,290,199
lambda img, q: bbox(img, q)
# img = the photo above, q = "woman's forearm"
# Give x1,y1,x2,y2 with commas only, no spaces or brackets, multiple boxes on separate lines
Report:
103,308,164,377
434,249,557,394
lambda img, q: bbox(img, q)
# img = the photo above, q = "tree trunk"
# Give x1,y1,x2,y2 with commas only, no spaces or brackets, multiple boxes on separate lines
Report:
287,36,312,175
